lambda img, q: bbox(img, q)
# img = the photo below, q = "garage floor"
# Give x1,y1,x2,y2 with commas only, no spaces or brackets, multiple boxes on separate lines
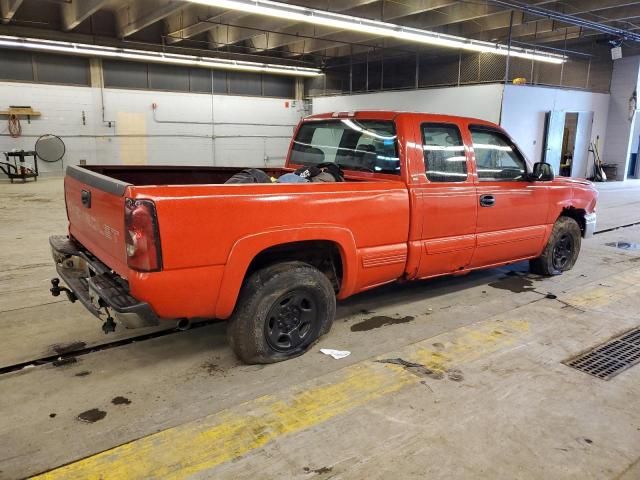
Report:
1,179,640,480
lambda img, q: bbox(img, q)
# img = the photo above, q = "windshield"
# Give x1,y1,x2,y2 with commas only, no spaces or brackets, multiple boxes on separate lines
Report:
289,119,400,175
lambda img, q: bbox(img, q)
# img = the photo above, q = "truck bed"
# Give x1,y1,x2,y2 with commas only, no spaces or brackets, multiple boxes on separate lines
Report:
63,164,411,320
82,165,383,186
85,165,289,186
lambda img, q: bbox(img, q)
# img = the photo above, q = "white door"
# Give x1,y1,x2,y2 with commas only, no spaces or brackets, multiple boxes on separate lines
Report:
543,110,566,175
571,111,594,178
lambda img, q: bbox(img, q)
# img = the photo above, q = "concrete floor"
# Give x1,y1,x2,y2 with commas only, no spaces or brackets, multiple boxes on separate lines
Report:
1,178,640,479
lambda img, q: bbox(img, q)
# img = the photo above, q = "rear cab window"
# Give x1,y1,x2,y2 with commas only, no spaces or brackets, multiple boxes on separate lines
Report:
290,119,400,175
421,123,468,182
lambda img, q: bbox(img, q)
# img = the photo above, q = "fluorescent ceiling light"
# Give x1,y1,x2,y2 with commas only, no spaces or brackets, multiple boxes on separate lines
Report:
188,0,566,64
341,119,396,140
0,35,323,77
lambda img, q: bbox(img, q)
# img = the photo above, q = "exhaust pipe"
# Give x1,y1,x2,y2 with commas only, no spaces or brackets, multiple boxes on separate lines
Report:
176,318,191,331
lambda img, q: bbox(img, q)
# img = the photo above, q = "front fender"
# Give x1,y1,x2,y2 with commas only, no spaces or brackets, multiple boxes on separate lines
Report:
214,225,358,319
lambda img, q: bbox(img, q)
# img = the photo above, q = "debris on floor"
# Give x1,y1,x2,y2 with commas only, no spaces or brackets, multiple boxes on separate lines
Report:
319,349,351,359
376,357,444,380
52,357,77,367
447,369,464,382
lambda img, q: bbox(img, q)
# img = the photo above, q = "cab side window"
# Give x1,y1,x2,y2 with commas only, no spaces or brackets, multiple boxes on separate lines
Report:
422,123,467,182
470,127,527,181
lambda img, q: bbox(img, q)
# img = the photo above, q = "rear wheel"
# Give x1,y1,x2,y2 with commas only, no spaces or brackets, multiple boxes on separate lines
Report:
530,216,582,276
227,261,336,364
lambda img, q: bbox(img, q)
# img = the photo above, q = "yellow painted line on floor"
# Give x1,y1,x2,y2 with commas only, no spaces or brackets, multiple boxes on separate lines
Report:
409,318,529,372
32,318,529,480
567,268,640,310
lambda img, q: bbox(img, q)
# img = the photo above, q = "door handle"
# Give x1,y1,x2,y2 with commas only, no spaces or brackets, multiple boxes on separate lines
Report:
479,194,495,207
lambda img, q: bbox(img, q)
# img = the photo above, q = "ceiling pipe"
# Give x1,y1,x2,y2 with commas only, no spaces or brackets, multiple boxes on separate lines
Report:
488,0,640,42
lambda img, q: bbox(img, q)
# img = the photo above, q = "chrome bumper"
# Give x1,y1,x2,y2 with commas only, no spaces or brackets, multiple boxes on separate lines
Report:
584,212,597,238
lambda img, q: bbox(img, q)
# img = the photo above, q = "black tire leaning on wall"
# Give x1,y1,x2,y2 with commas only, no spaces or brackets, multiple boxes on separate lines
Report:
227,261,336,364
530,216,582,276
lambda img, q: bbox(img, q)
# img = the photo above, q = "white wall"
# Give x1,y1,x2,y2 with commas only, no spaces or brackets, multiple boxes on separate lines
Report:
312,83,610,179
0,82,95,175
0,81,303,175
312,84,505,123
2,79,619,181
602,56,640,180
500,84,610,178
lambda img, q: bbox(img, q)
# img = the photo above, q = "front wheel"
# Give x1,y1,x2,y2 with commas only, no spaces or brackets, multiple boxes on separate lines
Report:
227,261,336,364
530,216,582,276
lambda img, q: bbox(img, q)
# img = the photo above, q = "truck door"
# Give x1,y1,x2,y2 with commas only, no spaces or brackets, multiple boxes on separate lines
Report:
468,125,549,268
413,122,478,278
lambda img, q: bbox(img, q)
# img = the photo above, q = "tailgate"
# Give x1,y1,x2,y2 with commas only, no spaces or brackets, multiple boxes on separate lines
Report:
65,166,130,277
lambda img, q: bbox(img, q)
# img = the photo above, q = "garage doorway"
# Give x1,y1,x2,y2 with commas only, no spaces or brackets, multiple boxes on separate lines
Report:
543,110,594,178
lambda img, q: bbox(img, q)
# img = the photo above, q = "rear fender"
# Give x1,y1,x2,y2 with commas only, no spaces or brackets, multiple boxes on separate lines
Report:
215,226,358,319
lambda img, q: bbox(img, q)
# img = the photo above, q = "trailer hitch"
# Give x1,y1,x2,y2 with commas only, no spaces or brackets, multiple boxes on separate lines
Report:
50,278,77,303
100,306,117,334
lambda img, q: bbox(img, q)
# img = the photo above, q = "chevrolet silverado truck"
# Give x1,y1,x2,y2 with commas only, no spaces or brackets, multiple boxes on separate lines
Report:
49,111,597,364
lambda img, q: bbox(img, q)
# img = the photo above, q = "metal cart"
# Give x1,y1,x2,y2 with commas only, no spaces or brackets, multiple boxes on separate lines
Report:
1,150,39,182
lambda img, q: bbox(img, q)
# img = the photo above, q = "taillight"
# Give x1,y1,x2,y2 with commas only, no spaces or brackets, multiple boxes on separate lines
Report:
124,198,162,272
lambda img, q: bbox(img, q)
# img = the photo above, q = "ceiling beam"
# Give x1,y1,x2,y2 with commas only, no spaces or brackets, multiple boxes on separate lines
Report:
166,6,240,44
208,16,290,48
61,0,109,31
116,0,186,38
0,0,23,24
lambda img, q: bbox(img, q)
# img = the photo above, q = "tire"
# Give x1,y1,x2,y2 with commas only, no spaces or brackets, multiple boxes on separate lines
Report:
530,216,582,276
224,168,271,184
227,261,336,364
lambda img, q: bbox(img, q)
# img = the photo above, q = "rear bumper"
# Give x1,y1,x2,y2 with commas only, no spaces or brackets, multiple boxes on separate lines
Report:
584,212,597,238
49,235,159,329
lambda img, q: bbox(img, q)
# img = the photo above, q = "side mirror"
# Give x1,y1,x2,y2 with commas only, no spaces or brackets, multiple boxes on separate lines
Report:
531,162,554,181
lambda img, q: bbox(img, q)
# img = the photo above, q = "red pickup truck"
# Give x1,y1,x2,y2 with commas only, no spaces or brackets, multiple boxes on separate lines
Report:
50,111,597,363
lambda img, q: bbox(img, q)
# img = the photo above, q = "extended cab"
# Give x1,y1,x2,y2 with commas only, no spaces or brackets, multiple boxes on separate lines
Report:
50,111,597,363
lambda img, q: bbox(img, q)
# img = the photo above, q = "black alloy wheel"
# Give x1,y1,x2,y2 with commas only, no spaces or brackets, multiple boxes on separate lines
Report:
265,289,319,352
552,233,574,270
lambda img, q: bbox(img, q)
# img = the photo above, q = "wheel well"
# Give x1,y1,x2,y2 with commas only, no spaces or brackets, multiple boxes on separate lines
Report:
246,240,344,292
560,207,586,233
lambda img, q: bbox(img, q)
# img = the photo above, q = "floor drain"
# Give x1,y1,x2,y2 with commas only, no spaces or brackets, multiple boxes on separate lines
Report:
564,328,640,380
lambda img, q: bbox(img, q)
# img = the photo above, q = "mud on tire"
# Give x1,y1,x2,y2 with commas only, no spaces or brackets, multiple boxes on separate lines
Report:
530,216,582,276
227,261,336,364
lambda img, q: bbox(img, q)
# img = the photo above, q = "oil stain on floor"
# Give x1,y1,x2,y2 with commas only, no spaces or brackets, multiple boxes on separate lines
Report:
351,315,415,332
488,272,536,293
77,409,107,423
51,341,86,355
606,241,639,250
